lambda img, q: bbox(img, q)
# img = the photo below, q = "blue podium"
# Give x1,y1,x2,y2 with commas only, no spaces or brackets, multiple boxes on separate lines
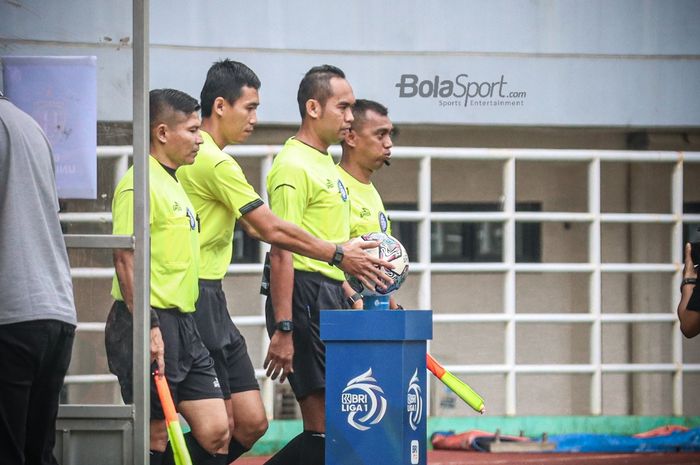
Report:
321,309,432,465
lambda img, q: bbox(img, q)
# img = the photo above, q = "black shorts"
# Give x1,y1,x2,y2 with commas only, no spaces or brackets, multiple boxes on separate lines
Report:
105,301,223,420
193,279,259,397
265,271,346,400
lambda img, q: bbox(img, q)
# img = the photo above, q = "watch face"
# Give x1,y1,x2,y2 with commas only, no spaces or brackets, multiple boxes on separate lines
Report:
278,320,293,332
329,245,344,266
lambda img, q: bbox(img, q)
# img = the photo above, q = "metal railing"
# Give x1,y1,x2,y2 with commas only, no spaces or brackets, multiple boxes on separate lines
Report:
64,145,700,417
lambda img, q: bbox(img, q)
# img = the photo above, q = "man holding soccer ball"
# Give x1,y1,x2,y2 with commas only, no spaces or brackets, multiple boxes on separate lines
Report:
263,65,394,465
177,60,392,463
338,99,403,310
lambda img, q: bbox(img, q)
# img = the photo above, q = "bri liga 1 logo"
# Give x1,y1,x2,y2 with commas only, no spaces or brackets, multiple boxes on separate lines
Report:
407,369,422,431
341,368,387,431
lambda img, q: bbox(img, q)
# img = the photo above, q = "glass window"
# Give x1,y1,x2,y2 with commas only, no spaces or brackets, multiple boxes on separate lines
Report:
387,202,541,263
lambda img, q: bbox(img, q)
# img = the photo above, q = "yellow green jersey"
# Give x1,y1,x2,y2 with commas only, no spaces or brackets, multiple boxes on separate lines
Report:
267,138,350,281
111,155,200,312
336,165,392,238
178,130,263,279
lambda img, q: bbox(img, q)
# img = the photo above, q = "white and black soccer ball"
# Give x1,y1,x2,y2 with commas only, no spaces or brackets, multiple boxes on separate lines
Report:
345,232,409,297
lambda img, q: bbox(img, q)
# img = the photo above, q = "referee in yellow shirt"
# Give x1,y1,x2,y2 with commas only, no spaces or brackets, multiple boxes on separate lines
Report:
105,89,229,464
263,65,379,465
337,99,402,310
177,60,391,463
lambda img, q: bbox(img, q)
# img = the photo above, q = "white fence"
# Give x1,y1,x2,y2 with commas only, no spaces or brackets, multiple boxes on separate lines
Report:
63,145,700,417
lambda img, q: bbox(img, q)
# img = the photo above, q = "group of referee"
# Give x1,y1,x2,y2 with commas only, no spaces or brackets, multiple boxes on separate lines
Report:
105,60,399,465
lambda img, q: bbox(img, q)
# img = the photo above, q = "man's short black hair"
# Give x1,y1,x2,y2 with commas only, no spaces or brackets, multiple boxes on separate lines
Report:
149,88,200,130
200,59,261,118
297,64,346,119
351,99,389,131
341,99,393,150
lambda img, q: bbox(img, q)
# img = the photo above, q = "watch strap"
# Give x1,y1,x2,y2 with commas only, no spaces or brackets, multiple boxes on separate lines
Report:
328,244,344,266
681,277,697,293
346,292,362,308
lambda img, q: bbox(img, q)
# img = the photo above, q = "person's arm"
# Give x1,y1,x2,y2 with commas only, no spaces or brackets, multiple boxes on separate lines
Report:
243,204,391,290
238,216,263,242
342,281,363,309
263,245,295,382
113,249,165,374
114,249,135,312
678,243,700,338
210,158,392,288
112,187,165,374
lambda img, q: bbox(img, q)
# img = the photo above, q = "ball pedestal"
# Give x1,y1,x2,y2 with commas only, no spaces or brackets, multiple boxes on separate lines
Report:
321,309,432,465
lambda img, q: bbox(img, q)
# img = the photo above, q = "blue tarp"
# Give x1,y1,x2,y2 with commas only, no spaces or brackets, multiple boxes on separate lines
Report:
548,428,700,453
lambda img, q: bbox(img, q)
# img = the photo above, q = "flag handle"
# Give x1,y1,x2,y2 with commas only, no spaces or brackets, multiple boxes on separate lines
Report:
426,353,485,414
154,371,193,465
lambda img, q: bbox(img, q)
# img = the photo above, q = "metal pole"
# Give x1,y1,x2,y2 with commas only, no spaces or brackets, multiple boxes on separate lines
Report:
503,157,516,415
671,156,683,416
588,157,602,415
132,0,150,462
418,155,432,310
417,156,432,416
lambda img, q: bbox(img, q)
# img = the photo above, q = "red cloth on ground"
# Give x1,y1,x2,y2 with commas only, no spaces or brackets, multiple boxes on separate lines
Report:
432,429,530,451
632,425,689,438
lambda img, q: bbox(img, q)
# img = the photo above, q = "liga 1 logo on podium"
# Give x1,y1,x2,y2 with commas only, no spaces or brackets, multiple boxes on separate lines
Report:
322,309,432,465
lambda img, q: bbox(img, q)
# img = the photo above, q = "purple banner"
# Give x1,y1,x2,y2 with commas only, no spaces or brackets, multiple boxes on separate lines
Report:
2,56,97,199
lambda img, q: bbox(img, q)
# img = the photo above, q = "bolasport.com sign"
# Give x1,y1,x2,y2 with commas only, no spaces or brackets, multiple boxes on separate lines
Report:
395,73,527,109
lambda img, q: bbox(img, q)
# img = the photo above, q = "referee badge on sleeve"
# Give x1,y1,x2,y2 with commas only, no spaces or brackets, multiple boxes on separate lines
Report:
379,212,388,233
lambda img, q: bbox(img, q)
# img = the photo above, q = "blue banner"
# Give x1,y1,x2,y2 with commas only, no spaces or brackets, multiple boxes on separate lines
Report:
548,428,700,453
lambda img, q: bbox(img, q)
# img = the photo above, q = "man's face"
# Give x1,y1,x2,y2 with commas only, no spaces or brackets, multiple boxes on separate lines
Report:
348,110,393,172
317,77,355,145
165,111,203,167
220,86,260,144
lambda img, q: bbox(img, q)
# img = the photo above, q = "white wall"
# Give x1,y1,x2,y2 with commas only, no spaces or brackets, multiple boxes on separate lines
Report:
2,1,699,125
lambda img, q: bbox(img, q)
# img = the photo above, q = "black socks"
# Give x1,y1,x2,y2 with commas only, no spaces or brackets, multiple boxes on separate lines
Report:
162,429,322,465
161,432,228,465
165,433,251,463
300,430,325,465
263,430,324,465
263,432,303,464
149,450,164,465
181,432,227,465
226,437,250,462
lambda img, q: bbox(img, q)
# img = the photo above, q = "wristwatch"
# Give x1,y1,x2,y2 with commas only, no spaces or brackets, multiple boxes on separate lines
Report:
680,277,697,293
328,244,344,267
346,292,362,308
276,320,294,333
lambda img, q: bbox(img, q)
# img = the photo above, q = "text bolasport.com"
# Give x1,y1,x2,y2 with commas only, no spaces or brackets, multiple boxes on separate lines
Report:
395,74,527,108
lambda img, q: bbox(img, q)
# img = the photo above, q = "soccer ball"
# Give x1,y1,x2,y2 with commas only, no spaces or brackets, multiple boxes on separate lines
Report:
345,232,409,297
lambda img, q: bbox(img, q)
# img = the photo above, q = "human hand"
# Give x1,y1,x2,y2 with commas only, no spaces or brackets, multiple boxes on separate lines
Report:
150,327,165,376
264,331,294,383
338,238,394,292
